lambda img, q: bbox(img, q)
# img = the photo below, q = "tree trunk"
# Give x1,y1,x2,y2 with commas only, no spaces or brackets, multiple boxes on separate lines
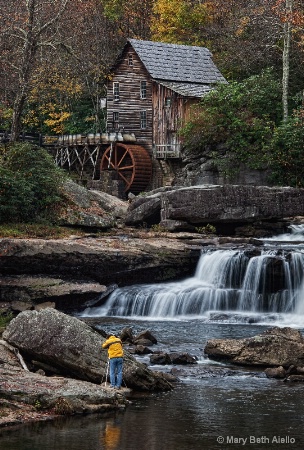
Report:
282,0,292,122
10,0,37,142
10,92,26,141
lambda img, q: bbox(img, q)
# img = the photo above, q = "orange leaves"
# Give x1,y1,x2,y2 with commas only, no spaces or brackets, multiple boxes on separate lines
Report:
271,0,304,26
44,111,71,134
235,16,251,37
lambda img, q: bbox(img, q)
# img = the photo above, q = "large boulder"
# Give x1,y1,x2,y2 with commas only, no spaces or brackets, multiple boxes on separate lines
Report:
2,308,172,391
58,179,128,228
204,327,304,367
160,185,304,226
125,185,304,233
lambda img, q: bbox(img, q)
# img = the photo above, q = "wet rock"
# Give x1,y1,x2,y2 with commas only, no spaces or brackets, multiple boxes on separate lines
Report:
294,366,304,375
34,301,56,311
2,308,172,392
121,185,304,234
284,365,304,382
204,326,304,367
154,371,179,383
134,338,155,346
169,352,197,365
170,365,241,379
265,366,286,379
11,300,33,312
150,352,197,365
120,327,134,343
125,196,161,226
0,236,199,289
150,353,171,365
132,345,154,355
286,375,304,382
134,330,158,345
0,365,128,427
160,185,304,230
285,365,298,376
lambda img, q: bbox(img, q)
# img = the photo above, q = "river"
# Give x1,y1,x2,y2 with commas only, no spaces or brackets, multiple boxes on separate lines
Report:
1,228,304,450
1,319,304,450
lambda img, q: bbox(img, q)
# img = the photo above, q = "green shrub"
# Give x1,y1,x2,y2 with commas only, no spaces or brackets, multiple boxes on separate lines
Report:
0,166,35,222
267,112,304,187
0,142,67,223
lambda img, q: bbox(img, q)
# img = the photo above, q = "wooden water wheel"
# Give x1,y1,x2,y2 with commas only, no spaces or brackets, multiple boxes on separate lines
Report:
100,143,152,194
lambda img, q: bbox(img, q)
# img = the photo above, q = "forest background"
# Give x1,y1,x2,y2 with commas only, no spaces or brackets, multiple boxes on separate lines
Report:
1,0,304,228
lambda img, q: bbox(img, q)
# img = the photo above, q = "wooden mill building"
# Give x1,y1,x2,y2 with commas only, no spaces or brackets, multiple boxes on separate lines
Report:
101,38,226,195
49,39,226,198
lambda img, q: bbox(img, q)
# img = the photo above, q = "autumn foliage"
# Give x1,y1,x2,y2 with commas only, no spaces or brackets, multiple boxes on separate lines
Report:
0,0,304,188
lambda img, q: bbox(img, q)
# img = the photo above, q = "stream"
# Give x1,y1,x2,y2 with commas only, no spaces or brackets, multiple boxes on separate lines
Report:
1,319,304,450
1,226,304,449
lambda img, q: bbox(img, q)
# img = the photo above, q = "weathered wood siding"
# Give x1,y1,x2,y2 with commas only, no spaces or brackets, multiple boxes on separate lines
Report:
152,83,199,154
107,46,153,153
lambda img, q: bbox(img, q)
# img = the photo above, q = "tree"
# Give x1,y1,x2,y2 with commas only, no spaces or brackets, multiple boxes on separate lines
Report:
273,0,304,120
0,0,142,137
102,0,153,39
182,70,283,179
151,0,211,45
0,0,70,140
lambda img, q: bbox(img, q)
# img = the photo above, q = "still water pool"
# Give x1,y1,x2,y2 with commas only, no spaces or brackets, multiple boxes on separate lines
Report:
1,319,304,450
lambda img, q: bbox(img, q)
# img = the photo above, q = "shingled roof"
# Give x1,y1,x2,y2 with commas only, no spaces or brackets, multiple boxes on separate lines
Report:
126,39,227,97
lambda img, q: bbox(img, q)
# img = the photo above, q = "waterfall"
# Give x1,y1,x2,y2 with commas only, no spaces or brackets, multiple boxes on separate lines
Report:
81,246,304,320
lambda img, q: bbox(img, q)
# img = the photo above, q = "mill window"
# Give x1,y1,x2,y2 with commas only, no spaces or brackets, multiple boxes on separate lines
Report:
128,54,133,66
140,81,147,99
165,97,172,107
140,110,147,129
113,112,119,129
113,82,120,101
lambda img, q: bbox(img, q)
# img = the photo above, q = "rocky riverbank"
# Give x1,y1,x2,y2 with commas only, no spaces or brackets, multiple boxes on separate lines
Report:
0,308,173,428
2,182,304,428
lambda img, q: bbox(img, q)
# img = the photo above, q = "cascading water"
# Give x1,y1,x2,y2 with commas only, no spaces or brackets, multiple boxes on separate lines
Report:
82,251,304,321
81,225,304,323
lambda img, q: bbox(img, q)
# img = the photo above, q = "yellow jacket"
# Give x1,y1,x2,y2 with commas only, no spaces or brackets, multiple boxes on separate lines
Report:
102,335,124,359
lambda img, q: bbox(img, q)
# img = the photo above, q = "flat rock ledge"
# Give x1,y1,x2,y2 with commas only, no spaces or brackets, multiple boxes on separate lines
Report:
0,233,201,293
0,368,128,428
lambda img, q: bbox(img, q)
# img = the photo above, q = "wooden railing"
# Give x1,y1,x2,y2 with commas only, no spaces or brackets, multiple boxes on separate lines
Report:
153,144,181,159
0,131,137,147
